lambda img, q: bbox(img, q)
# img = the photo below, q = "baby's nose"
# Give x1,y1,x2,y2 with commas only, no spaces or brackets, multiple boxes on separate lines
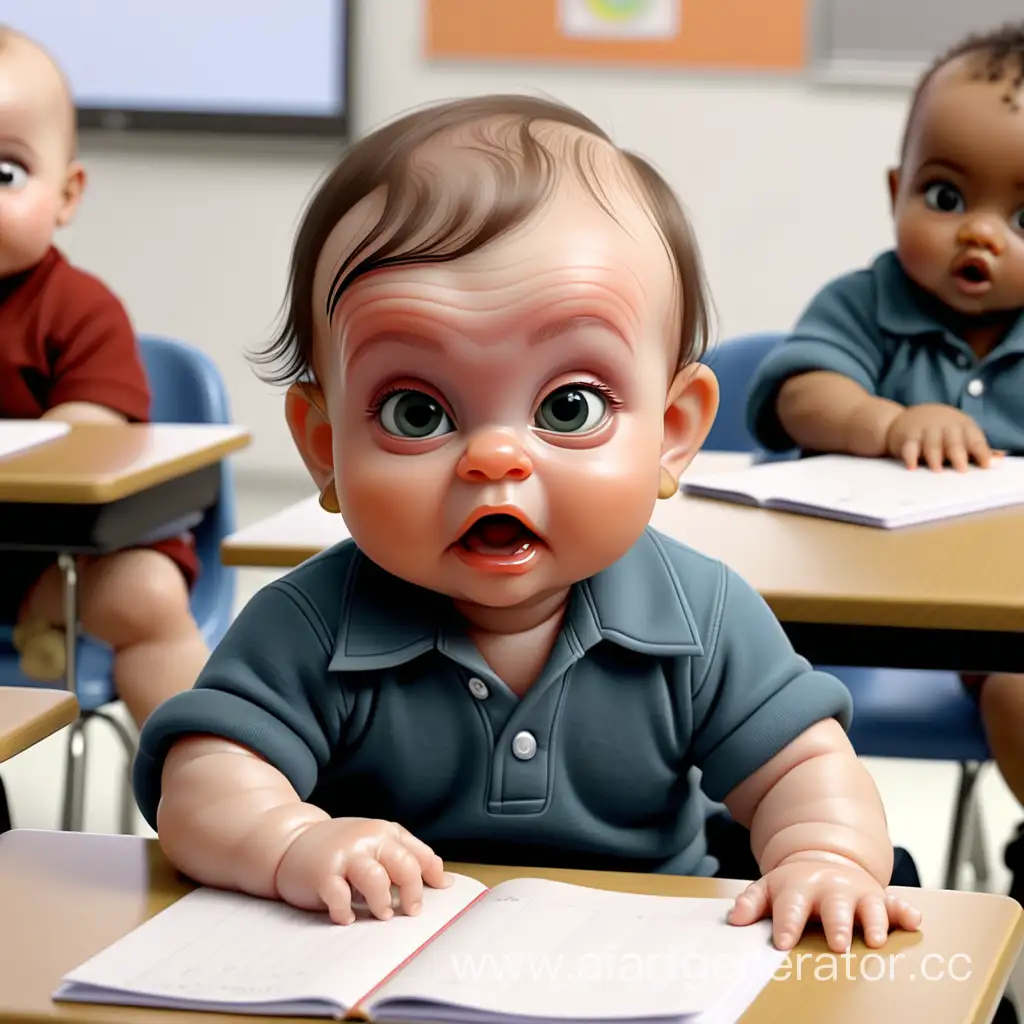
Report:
956,215,1005,255
456,428,533,483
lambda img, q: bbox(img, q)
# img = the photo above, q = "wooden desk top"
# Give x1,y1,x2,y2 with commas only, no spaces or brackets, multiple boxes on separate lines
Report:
0,688,78,763
221,451,1024,632
220,493,350,567
0,424,251,504
647,495,1024,633
0,829,1018,1024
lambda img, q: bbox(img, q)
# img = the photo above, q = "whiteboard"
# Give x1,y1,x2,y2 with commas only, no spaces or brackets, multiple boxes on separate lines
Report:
809,0,1024,87
0,0,350,135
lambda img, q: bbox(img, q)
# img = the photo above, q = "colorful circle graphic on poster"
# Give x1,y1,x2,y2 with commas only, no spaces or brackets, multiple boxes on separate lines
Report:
583,0,652,20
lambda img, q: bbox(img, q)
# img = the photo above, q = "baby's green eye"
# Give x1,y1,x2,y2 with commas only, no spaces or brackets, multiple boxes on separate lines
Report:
534,386,607,434
1012,207,1024,232
378,390,454,439
0,160,28,189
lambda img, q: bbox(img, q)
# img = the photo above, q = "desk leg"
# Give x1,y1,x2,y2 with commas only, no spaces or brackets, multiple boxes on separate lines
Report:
57,553,78,696
57,553,86,833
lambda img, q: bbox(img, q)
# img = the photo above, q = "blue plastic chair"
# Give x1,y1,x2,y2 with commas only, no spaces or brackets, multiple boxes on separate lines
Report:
700,333,992,889
0,335,237,834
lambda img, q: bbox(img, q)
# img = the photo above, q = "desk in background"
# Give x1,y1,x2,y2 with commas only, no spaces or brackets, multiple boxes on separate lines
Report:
0,828,1019,1024
0,688,77,763
0,423,251,691
221,452,1024,673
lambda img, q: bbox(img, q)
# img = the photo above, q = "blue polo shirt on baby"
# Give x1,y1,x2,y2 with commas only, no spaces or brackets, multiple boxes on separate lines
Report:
746,250,1024,454
133,528,852,877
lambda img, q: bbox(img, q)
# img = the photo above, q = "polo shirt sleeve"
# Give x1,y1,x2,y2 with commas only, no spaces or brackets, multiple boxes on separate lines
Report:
746,269,887,452
132,579,344,830
689,565,853,803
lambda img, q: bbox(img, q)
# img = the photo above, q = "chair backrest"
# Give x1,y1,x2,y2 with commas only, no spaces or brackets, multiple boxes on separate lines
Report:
700,333,784,453
138,335,237,642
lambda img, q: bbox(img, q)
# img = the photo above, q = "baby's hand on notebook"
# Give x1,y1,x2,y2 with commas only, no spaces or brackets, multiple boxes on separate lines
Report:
727,858,921,953
884,403,998,471
274,817,451,926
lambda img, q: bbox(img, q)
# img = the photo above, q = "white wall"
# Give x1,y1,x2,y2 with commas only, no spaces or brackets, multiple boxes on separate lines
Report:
56,0,912,480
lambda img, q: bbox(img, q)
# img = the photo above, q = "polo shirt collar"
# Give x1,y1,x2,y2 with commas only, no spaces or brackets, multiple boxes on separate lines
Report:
873,250,950,338
567,528,704,657
873,249,1024,356
328,528,703,672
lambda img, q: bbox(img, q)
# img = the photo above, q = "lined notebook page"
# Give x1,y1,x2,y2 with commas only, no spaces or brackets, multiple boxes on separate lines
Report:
0,420,70,460
59,876,487,1010
370,878,787,1020
684,454,1024,518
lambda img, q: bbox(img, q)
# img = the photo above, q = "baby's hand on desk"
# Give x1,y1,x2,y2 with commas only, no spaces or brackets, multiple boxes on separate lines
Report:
726,858,921,953
274,817,451,925
884,403,999,471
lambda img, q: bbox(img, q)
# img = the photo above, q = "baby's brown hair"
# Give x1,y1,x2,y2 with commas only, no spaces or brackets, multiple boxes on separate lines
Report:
253,95,712,386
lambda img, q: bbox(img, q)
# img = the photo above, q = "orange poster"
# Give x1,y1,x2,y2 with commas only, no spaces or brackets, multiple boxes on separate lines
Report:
426,0,807,71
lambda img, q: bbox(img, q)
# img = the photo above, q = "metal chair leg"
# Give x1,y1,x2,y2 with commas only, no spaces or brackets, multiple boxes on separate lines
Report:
968,788,990,890
75,708,139,835
61,716,88,833
944,761,983,890
57,553,78,697
94,710,139,835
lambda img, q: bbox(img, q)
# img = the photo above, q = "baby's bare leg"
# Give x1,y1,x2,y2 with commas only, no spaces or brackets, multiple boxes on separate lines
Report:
977,674,1024,806
20,549,208,728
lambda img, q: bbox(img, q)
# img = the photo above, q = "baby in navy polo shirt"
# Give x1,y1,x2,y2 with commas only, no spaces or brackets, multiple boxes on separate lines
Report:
747,23,1024,906
135,94,922,954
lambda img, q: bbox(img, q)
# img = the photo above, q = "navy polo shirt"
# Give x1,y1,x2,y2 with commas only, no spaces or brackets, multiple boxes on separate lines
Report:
133,528,852,876
747,250,1024,453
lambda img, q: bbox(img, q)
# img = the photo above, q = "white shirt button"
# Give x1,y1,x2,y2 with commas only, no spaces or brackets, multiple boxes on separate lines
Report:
512,731,537,760
467,677,489,700
956,354,970,369
966,378,985,397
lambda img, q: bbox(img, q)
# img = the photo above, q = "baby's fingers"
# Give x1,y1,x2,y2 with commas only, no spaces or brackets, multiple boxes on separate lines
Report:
395,827,449,890
853,893,890,949
884,893,923,933
921,427,946,472
965,426,995,469
377,840,427,917
943,430,970,473
727,879,769,927
319,873,356,925
347,856,398,921
819,891,858,953
899,437,921,470
769,887,813,951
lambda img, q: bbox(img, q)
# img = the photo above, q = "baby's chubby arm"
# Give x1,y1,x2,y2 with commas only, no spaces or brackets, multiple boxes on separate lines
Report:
157,735,449,924
42,402,127,424
722,718,921,952
775,371,903,457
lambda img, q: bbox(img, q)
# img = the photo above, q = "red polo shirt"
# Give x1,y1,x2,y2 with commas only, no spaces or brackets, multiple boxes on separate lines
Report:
0,247,199,588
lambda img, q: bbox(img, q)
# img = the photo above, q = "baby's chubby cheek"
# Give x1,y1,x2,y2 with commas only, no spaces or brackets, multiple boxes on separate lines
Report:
544,423,662,558
334,441,449,549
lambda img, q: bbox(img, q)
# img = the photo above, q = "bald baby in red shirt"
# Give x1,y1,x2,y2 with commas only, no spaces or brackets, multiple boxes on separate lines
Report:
0,28,208,728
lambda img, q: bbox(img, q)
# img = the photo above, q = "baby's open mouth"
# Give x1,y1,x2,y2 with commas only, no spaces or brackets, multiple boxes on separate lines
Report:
458,514,540,557
953,257,992,284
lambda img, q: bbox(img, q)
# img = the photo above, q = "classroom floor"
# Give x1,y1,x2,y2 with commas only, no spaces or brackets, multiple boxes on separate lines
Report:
3,475,1022,892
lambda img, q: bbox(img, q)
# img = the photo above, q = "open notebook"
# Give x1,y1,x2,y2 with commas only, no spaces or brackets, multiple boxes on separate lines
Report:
53,874,787,1023
681,453,1024,528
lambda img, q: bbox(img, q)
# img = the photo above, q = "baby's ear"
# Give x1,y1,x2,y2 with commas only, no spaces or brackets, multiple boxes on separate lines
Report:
660,363,719,490
55,161,86,228
887,168,901,215
285,382,335,492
